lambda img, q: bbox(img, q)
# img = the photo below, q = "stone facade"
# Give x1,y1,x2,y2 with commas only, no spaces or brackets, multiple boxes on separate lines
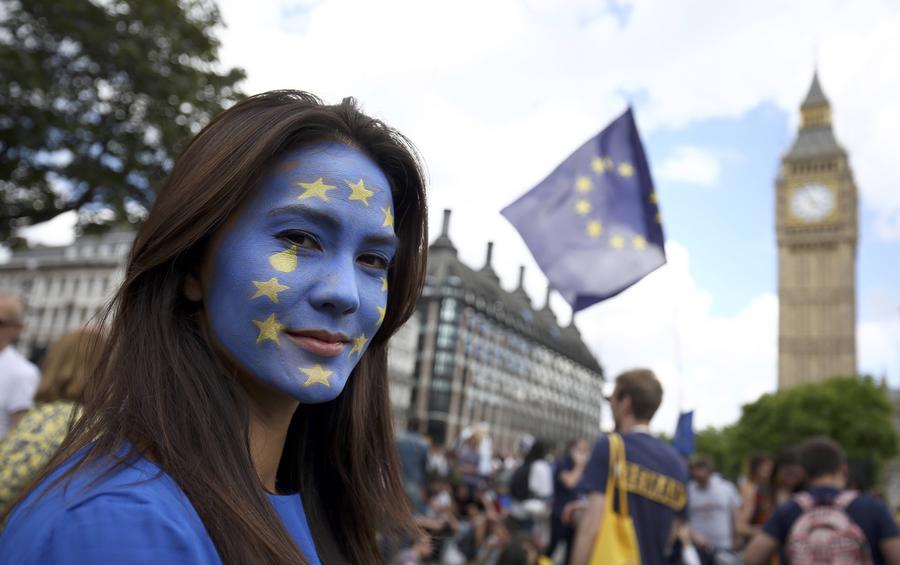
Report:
776,73,858,389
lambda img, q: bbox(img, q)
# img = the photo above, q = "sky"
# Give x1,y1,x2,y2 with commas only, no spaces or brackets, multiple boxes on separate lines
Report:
16,0,900,432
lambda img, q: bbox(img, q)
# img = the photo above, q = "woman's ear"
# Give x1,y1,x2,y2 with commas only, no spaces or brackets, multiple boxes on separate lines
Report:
184,272,203,302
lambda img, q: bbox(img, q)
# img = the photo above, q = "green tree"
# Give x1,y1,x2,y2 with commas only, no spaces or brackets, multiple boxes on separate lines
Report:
0,0,244,239
694,377,898,484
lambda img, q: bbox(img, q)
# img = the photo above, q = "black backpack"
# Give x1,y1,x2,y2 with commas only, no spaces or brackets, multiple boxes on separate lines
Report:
509,462,532,501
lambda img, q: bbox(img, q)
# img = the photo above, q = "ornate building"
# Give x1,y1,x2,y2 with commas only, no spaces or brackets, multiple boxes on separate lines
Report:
776,72,858,389
411,210,605,449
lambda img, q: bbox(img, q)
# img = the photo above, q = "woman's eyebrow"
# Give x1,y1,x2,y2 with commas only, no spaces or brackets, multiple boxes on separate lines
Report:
267,204,339,230
367,232,400,250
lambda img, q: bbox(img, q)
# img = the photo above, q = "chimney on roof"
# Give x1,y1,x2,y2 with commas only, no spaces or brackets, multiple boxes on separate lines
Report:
543,284,552,310
517,266,525,289
484,241,494,268
441,209,452,237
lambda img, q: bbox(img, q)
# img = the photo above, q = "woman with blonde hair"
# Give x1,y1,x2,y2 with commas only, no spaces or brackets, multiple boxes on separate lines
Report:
0,328,102,510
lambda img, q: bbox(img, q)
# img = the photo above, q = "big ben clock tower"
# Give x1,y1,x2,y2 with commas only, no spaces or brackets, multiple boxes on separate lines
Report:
776,72,858,389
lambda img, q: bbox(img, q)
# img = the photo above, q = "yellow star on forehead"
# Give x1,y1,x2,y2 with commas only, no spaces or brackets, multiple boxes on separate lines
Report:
376,305,386,325
346,179,375,206
269,245,298,273
252,313,284,345
586,220,603,238
380,276,388,292
575,199,592,216
295,177,336,201
610,234,625,249
251,277,289,303
575,175,593,193
381,207,394,228
348,333,367,357
617,162,635,177
591,156,613,174
300,364,332,388
649,192,657,204
633,235,647,251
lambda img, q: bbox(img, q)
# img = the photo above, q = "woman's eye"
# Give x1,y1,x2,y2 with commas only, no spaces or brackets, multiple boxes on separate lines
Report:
279,231,320,250
358,253,389,270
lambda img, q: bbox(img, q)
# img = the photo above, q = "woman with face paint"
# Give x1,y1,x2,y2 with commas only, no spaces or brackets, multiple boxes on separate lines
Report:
0,91,428,564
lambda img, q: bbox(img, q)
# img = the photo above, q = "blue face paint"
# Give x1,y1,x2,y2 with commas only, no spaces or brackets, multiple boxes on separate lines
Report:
205,143,397,403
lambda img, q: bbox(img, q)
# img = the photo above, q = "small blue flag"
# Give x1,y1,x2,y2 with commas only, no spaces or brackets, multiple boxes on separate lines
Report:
501,108,665,312
673,411,694,457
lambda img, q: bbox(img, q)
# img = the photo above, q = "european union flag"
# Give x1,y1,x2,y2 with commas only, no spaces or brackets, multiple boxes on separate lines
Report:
501,108,665,312
672,410,694,457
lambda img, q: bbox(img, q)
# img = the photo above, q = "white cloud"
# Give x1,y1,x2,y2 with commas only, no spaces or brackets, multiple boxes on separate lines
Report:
574,241,778,431
657,146,721,188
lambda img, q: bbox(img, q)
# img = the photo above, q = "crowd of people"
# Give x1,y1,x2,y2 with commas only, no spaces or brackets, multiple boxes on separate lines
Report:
4,286,900,564
390,368,900,565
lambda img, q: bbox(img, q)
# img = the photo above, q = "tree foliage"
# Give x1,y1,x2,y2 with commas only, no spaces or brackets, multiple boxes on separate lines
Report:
695,377,898,483
0,0,244,239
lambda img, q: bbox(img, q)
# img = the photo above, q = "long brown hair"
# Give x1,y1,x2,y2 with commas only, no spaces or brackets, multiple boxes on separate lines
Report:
34,328,103,403
6,91,428,564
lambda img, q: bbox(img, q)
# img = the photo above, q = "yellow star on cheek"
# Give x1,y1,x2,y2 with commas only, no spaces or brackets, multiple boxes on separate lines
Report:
618,162,634,177
575,176,593,193
586,220,603,238
252,313,285,345
380,276,388,292
300,364,332,388
269,245,298,273
346,179,375,206
348,334,367,357
295,177,336,201
633,235,647,250
381,207,394,228
575,199,592,215
610,234,625,249
376,305,386,325
251,277,289,303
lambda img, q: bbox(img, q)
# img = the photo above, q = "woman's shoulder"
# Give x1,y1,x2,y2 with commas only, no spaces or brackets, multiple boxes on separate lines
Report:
0,448,220,564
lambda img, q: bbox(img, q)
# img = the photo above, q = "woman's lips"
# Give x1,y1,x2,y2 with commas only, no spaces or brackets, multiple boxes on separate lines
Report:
287,329,348,357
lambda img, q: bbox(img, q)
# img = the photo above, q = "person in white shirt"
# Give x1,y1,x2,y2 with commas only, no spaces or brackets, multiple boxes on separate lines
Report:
0,293,40,439
687,455,741,555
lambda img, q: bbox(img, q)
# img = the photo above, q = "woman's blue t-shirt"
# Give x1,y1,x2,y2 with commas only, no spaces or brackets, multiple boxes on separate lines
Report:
0,449,322,564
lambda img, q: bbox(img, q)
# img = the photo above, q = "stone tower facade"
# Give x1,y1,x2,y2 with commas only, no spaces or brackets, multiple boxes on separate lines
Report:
776,72,858,389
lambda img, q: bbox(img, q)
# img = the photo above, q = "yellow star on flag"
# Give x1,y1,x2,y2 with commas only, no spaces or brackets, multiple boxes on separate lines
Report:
300,364,332,388
586,220,603,238
269,245,298,273
252,313,284,345
251,277,289,303
655,212,662,224
380,276,388,292
617,162,634,177
376,305,386,325
575,199,592,216
575,176,593,193
295,177,336,201
610,234,625,249
633,235,647,251
649,192,657,204
382,207,394,228
348,334,367,357
591,156,613,174
347,179,375,206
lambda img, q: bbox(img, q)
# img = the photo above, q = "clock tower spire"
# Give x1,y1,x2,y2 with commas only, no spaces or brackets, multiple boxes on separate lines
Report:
776,71,858,389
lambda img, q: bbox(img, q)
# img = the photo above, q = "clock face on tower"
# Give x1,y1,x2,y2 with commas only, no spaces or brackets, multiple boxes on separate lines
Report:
790,183,836,223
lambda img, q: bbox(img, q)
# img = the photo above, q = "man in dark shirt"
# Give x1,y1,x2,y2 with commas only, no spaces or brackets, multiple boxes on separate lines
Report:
743,436,900,565
548,437,589,564
571,368,689,565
